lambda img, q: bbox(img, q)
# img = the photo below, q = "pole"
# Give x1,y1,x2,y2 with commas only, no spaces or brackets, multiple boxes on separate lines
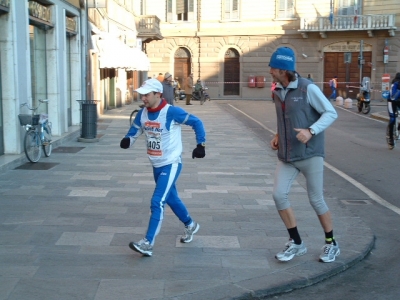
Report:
359,40,363,94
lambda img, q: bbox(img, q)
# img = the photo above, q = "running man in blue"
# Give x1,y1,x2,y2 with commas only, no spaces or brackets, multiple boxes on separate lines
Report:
120,78,206,257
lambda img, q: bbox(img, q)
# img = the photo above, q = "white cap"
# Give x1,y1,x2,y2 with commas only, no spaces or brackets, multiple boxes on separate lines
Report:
135,78,163,94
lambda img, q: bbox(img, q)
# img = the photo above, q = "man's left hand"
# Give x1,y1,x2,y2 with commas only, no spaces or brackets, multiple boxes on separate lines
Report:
192,144,205,159
294,128,312,144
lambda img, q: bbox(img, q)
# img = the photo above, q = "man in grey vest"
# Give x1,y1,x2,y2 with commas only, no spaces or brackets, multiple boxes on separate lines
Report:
269,47,340,263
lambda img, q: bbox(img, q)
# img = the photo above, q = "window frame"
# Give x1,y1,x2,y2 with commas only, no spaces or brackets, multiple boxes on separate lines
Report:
275,0,295,20
167,0,196,22
338,0,362,16
222,0,240,21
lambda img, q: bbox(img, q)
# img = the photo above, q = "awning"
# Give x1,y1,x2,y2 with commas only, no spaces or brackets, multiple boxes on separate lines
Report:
96,38,151,71
89,23,150,71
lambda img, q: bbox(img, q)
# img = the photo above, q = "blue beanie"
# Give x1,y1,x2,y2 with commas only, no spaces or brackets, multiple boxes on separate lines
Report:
269,47,296,71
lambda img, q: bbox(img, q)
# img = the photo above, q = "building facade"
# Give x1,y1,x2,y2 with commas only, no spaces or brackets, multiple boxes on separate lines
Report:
143,0,399,101
87,0,158,114
0,0,84,157
0,0,158,158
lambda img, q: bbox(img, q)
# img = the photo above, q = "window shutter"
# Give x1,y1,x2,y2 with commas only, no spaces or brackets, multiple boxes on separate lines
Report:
176,0,184,14
167,0,172,13
188,0,194,12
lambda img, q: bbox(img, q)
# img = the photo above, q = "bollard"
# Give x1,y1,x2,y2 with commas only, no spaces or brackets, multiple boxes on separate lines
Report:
344,98,353,109
336,96,344,106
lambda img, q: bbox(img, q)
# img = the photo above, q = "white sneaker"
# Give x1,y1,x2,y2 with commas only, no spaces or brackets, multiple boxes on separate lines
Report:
180,222,200,243
319,242,340,263
129,238,153,256
275,239,307,262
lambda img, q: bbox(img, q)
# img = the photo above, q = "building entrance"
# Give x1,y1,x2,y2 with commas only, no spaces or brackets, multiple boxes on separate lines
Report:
174,47,191,90
323,42,372,99
224,48,240,96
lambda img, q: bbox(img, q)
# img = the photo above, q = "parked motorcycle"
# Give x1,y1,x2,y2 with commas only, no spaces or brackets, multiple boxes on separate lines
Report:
357,77,371,114
175,89,186,102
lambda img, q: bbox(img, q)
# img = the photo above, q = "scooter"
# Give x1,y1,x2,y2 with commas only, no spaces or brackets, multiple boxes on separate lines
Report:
192,86,210,105
357,77,371,114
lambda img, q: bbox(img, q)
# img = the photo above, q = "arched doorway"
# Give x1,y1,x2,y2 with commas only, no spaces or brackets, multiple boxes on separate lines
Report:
174,47,191,90
224,48,240,95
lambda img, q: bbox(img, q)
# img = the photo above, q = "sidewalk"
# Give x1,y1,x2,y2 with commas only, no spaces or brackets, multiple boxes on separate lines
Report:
0,101,374,300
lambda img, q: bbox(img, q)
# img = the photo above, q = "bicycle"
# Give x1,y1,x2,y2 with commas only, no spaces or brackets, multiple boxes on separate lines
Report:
18,99,52,162
129,104,145,126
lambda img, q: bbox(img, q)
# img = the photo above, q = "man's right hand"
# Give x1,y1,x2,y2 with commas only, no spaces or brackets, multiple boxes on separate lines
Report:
120,137,130,149
270,135,279,150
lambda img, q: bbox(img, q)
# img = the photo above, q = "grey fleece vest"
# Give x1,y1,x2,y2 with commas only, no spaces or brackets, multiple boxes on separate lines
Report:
273,77,325,162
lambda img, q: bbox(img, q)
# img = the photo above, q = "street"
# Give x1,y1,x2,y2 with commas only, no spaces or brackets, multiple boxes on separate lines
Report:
217,99,400,300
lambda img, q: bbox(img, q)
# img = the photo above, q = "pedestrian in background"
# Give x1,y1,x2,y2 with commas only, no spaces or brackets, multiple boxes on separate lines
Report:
387,72,400,149
329,76,338,100
269,47,340,263
307,74,314,83
120,78,206,257
185,73,194,105
162,72,175,106
174,77,181,102
156,72,164,82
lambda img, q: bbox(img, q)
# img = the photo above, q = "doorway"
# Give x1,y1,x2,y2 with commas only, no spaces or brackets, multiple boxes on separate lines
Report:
324,51,372,99
174,47,191,91
224,48,240,96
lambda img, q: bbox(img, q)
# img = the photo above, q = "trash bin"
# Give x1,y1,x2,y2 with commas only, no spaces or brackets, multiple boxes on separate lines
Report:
77,100,99,141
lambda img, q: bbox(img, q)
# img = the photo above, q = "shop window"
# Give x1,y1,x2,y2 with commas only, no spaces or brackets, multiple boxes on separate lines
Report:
29,25,48,114
276,0,295,19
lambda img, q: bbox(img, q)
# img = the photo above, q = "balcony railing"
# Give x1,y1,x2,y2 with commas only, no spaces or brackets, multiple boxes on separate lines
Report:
299,14,397,38
137,15,163,42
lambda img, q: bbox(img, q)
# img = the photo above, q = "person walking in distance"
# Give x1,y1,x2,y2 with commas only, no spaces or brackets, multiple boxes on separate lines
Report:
387,72,400,149
329,76,338,100
185,73,194,105
268,47,340,263
162,72,175,106
120,78,206,257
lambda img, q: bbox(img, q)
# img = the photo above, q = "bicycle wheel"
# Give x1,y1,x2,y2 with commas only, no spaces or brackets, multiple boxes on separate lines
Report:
24,130,41,162
43,123,52,157
129,109,139,126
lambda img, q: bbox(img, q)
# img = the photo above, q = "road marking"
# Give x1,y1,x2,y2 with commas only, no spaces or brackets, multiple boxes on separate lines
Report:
324,162,400,215
228,103,400,216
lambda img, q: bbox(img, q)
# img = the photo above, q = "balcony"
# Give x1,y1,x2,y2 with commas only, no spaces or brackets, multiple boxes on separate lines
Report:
137,15,163,42
299,14,397,38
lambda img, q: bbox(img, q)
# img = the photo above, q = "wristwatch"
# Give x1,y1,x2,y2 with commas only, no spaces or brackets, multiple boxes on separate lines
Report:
200,142,206,147
308,128,316,136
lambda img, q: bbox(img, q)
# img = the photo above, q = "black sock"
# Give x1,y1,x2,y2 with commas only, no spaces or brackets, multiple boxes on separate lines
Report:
325,230,336,245
287,227,302,245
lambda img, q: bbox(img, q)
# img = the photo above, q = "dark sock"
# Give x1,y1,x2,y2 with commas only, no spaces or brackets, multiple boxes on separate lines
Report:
287,227,302,245
325,230,336,245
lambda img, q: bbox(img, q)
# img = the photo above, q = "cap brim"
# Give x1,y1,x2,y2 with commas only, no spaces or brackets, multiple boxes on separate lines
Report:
135,87,153,94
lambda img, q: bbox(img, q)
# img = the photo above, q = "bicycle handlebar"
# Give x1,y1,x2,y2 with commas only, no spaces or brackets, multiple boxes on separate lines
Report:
20,99,49,111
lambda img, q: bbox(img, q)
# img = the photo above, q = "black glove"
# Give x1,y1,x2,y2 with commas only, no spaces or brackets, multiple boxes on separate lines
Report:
120,137,130,149
192,144,205,159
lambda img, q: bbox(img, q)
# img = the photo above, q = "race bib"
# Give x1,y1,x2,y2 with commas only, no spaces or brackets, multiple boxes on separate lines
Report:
144,121,163,156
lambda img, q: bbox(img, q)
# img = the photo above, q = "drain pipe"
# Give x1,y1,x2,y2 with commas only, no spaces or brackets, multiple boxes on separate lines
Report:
196,0,201,80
